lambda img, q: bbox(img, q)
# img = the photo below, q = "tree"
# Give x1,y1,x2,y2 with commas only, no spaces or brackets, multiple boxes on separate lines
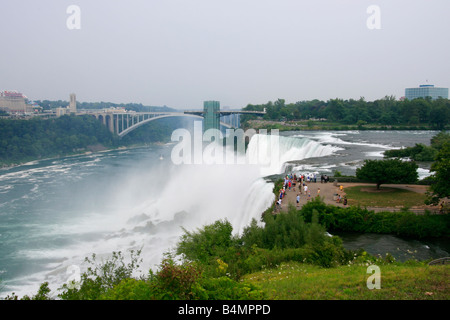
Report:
356,159,418,190
425,143,450,205
429,99,450,130
430,131,450,150
176,219,235,264
58,250,143,300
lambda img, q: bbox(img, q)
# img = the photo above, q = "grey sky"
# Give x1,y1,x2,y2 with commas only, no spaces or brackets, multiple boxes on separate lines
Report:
0,0,449,110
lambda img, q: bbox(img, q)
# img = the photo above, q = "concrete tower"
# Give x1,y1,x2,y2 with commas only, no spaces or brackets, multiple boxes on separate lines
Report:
203,100,220,133
69,93,77,113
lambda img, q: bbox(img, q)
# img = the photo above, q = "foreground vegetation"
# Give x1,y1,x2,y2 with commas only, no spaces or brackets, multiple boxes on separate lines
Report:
243,261,449,300
3,198,448,300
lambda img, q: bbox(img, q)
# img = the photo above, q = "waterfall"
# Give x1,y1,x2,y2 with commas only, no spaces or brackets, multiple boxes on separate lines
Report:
246,133,343,176
0,133,343,298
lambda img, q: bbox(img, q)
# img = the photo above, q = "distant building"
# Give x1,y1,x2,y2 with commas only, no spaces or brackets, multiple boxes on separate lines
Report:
0,90,27,112
56,93,77,116
56,107,70,117
69,93,77,113
405,85,448,100
203,100,220,132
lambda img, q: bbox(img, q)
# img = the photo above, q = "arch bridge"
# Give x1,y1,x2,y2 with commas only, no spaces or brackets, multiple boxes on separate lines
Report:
80,109,265,138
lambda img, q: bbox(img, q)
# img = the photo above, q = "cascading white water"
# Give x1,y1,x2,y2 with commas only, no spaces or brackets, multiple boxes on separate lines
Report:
246,133,343,176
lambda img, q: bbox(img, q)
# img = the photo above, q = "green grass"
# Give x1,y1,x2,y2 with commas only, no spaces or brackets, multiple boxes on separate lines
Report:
344,185,427,208
242,261,449,300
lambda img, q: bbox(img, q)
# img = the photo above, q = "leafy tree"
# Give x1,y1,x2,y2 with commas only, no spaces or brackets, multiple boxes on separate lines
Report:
429,99,450,130
3,282,52,300
356,159,418,190
384,143,437,162
430,131,450,150
425,143,450,205
176,219,236,265
58,250,143,300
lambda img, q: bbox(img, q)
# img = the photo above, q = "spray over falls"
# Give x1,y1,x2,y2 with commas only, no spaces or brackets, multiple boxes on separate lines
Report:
0,134,340,297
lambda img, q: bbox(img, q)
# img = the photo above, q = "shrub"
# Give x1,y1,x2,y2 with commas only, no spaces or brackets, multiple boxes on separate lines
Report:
58,249,143,300
100,278,155,300
176,219,236,265
3,282,52,300
261,205,307,249
150,258,203,300
197,276,265,300
298,198,450,238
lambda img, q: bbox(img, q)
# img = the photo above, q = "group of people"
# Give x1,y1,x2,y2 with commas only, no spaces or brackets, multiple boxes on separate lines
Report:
335,193,348,206
275,172,349,211
277,173,320,209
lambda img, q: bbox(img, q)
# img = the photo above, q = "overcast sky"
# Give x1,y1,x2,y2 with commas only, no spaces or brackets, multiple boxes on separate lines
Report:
0,0,449,109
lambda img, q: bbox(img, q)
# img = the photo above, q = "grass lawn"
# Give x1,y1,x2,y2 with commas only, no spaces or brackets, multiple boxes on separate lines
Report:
344,185,427,208
242,261,449,300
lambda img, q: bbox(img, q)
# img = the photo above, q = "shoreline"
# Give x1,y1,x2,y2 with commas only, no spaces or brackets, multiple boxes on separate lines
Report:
243,120,446,132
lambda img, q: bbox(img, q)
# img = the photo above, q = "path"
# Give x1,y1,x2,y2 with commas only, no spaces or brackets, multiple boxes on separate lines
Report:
277,179,347,212
276,180,439,214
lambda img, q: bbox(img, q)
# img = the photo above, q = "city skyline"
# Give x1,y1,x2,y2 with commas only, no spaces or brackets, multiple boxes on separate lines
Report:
1,0,449,110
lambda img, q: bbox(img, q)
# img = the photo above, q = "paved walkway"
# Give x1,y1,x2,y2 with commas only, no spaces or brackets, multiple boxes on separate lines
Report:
277,179,347,212
276,180,439,213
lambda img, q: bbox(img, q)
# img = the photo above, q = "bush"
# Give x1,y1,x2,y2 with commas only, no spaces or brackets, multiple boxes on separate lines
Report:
58,249,143,300
100,278,155,300
197,276,265,300
298,198,450,238
176,219,236,265
3,282,52,300
98,257,265,300
150,258,203,300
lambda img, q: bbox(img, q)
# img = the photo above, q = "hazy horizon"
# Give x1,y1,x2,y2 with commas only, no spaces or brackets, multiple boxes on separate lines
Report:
1,0,449,110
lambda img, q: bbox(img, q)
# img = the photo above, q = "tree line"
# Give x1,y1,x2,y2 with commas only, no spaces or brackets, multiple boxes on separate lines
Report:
383,131,449,162
0,115,117,165
242,96,450,129
0,115,188,166
35,100,176,113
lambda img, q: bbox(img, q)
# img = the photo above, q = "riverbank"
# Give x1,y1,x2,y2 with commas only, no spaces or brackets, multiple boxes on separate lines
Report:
244,119,444,132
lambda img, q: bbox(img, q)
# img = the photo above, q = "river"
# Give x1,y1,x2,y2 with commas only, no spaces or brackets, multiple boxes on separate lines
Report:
0,129,448,297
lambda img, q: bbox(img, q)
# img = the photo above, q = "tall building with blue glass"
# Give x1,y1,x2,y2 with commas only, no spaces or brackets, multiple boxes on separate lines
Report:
203,100,220,132
405,85,448,100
